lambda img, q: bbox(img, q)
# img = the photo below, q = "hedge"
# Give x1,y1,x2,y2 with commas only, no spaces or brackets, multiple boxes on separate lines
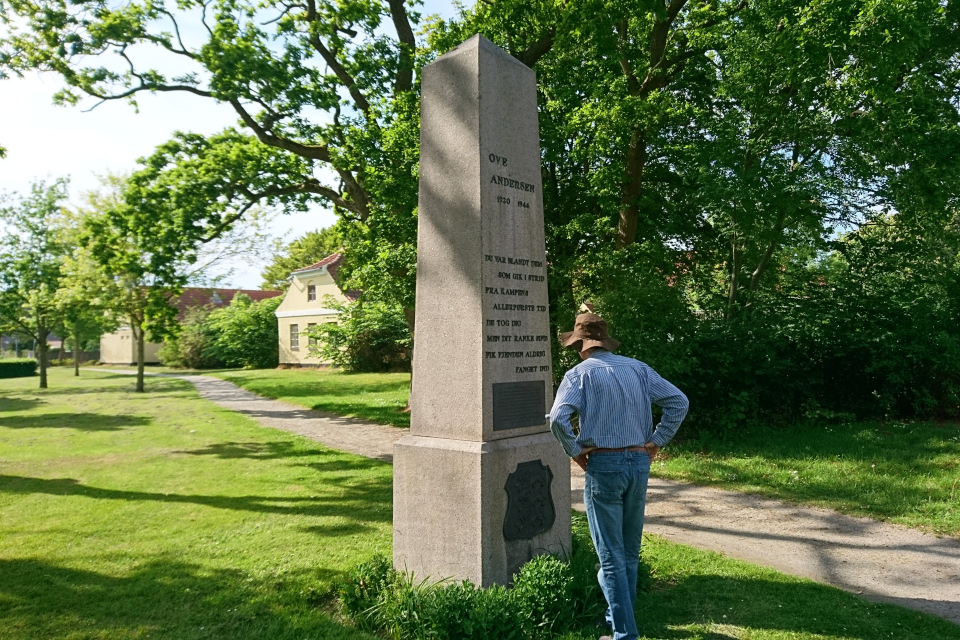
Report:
0,359,38,379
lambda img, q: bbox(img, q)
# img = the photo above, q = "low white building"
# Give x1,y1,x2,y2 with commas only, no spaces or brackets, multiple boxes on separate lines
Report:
99,288,281,365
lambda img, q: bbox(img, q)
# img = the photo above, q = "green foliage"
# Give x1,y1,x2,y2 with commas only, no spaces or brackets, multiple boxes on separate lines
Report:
338,554,396,631
0,358,38,378
202,295,282,369
421,581,522,640
260,227,342,291
157,306,221,369
160,297,287,372
0,178,70,388
310,298,411,373
338,513,613,639
511,555,576,637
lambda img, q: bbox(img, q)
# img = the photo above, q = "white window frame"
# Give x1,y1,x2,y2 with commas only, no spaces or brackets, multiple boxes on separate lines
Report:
290,324,300,351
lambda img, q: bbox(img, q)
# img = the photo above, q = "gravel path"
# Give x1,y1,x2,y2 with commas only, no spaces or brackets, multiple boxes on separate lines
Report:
99,370,960,625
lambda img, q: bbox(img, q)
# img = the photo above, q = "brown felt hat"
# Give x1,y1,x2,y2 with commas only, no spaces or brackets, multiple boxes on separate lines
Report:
560,313,620,352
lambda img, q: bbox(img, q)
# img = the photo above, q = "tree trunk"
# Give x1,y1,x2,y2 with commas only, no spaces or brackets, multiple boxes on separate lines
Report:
73,329,81,376
37,325,49,389
132,316,145,393
616,128,647,248
725,235,741,321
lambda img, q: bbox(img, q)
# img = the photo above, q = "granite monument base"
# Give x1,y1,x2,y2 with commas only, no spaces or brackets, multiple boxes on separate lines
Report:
393,431,571,587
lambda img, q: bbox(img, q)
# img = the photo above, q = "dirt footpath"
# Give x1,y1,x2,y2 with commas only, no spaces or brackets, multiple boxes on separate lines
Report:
100,370,960,625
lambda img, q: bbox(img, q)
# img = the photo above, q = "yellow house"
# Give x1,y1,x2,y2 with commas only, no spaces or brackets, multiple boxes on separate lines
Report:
275,253,354,367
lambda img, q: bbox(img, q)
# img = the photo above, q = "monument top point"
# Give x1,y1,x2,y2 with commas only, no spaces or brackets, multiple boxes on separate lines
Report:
435,33,533,72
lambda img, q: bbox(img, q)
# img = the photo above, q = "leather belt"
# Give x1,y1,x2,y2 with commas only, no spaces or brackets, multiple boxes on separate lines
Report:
589,446,649,454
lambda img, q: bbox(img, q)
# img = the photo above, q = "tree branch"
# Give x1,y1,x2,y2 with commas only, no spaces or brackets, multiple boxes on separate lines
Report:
304,0,371,116
228,98,333,162
387,0,415,93
515,29,556,68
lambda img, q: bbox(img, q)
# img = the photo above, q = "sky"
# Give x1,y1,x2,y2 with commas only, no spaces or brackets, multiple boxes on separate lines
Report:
0,0,457,289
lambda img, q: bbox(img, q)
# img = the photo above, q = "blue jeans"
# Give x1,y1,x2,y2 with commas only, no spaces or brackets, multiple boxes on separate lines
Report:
584,450,651,640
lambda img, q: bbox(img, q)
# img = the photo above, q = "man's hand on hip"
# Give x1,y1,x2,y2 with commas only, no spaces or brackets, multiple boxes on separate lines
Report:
573,447,595,472
644,441,660,459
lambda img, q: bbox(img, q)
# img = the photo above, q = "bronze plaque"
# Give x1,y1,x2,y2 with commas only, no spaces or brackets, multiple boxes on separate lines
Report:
503,459,555,541
492,380,545,431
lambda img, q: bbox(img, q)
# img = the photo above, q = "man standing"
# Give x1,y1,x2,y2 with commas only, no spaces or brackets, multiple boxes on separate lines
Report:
549,313,688,640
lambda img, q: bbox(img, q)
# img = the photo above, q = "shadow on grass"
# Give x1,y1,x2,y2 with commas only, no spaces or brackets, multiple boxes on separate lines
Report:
175,441,393,472
0,557,373,640
0,397,43,412
0,463,391,536
306,402,409,428
175,441,318,460
635,572,960,640
0,412,151,431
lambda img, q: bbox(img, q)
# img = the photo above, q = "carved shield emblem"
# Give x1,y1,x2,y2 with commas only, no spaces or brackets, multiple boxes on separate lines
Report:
503,459,555,541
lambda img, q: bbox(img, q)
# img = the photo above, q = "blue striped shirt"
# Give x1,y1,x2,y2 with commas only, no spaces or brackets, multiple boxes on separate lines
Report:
549,350,689,458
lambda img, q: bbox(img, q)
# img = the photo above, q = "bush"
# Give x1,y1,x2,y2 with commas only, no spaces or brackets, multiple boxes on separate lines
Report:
0,359,37,378
338,554,396,631
204,295,282,369
160,296,282,370
336,514,621,639
310,298,411,373
425,581,522,640
158,307,222,369
512,555,576,637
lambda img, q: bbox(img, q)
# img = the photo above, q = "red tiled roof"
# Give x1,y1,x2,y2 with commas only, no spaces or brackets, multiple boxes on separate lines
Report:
294,252,343,277
171,288,282,319
292,252,358,301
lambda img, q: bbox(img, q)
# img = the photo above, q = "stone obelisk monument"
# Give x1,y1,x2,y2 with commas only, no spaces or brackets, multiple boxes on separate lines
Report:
393,35,571,587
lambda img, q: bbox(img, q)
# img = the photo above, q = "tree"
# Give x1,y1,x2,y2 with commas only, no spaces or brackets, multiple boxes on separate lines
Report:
261,226,342,291
0,179,69,388
0,0,424,319
71,176,183,392
53,209,111,376
1,0,419,215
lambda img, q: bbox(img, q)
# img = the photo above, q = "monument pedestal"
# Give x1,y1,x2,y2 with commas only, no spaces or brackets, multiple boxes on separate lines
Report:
394,432,571,587
395,35,571,586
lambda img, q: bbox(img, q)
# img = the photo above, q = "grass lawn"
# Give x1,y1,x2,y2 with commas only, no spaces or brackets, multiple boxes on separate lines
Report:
0,369,389,640
205,368,411,429
203,367,960,538
2,369,958,639
657,419,960,537
97,366,960,536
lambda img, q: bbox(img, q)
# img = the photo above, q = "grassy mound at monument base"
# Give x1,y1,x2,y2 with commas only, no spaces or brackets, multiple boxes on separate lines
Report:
338,514,613,639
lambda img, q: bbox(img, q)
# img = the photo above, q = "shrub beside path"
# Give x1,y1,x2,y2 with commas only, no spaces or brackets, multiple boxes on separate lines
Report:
99,370,960,625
